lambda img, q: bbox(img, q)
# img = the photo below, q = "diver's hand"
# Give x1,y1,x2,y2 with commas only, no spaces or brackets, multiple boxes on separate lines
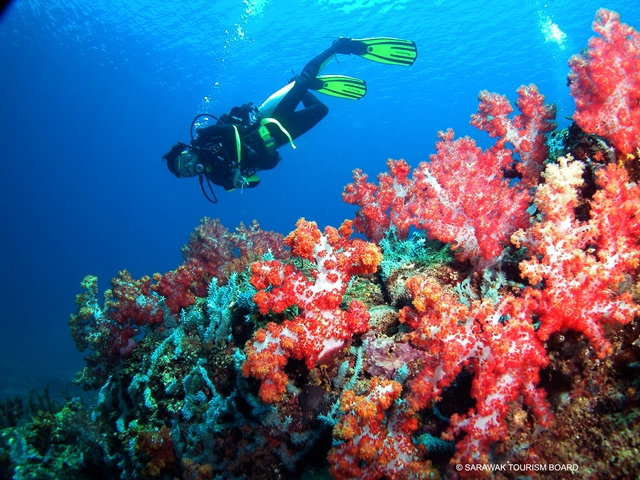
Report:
232,168,247,189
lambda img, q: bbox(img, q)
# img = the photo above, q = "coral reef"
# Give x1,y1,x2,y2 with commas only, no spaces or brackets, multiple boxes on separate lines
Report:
568,8,640,156
153,218,289,314
68,272,165,389
343,84,556,263
2,8,640,480
243,218,382,403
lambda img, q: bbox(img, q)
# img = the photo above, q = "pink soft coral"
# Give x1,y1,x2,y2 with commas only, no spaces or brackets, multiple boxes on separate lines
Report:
568,8,640,155
512,156,640,357
399,276,552,466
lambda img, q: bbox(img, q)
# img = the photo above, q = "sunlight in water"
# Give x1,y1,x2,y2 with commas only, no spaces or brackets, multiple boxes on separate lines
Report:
316,0,407,14
538,15,567,49
243,0,271,16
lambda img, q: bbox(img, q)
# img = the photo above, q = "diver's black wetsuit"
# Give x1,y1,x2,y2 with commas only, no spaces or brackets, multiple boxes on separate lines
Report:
164,36,417,200
162,38,360,195
188,124,243,191
187,40,351,190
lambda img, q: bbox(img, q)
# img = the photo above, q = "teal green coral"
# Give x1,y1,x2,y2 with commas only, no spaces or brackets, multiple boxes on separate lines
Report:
0,399,107,480
379,228,452,281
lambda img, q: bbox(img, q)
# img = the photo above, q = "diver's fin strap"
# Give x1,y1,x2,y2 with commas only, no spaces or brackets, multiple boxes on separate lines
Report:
261,118,296,149
233,125,242,163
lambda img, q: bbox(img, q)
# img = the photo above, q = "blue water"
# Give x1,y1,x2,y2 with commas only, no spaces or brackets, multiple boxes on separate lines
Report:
0,0,639,399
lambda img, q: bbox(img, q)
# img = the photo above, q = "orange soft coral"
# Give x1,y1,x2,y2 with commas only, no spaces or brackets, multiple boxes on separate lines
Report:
328,378,435,480
243,218,382,403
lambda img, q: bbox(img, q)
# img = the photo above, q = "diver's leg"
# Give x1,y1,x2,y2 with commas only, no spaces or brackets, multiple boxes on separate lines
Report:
287,92,328,138
269,92,328,148
300,90,325,109
296,38,355,83
271,39,355,118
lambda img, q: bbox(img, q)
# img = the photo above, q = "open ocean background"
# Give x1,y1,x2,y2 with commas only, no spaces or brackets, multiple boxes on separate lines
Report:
1,0,639,401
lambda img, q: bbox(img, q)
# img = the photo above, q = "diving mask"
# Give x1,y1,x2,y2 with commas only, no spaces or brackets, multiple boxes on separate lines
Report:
175,149,205,178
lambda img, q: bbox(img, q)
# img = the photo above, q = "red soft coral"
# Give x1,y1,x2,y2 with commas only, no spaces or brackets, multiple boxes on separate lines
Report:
410,129,531,262
152,258,207,315
342,159,415,243
181,217,235,278
512,156,640,357
399,276,552,467
108,270,164,327
568,8,640,155
343,85,554,264
153,218,289,314
242,218,382,403
471,84,557,187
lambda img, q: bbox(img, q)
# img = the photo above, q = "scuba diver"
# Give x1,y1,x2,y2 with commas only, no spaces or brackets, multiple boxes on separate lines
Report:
162,37,417,203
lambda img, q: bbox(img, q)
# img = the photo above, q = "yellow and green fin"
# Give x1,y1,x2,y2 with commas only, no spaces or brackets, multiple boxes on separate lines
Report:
309,74,367,100
351,37,417,66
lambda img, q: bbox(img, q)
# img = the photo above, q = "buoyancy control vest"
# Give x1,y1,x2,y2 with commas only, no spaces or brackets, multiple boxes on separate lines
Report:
188,105,296,202
218,103,296,170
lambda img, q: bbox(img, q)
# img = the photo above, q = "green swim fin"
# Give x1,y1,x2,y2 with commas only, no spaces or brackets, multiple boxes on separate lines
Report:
309,74,367,100
349,37,418,66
